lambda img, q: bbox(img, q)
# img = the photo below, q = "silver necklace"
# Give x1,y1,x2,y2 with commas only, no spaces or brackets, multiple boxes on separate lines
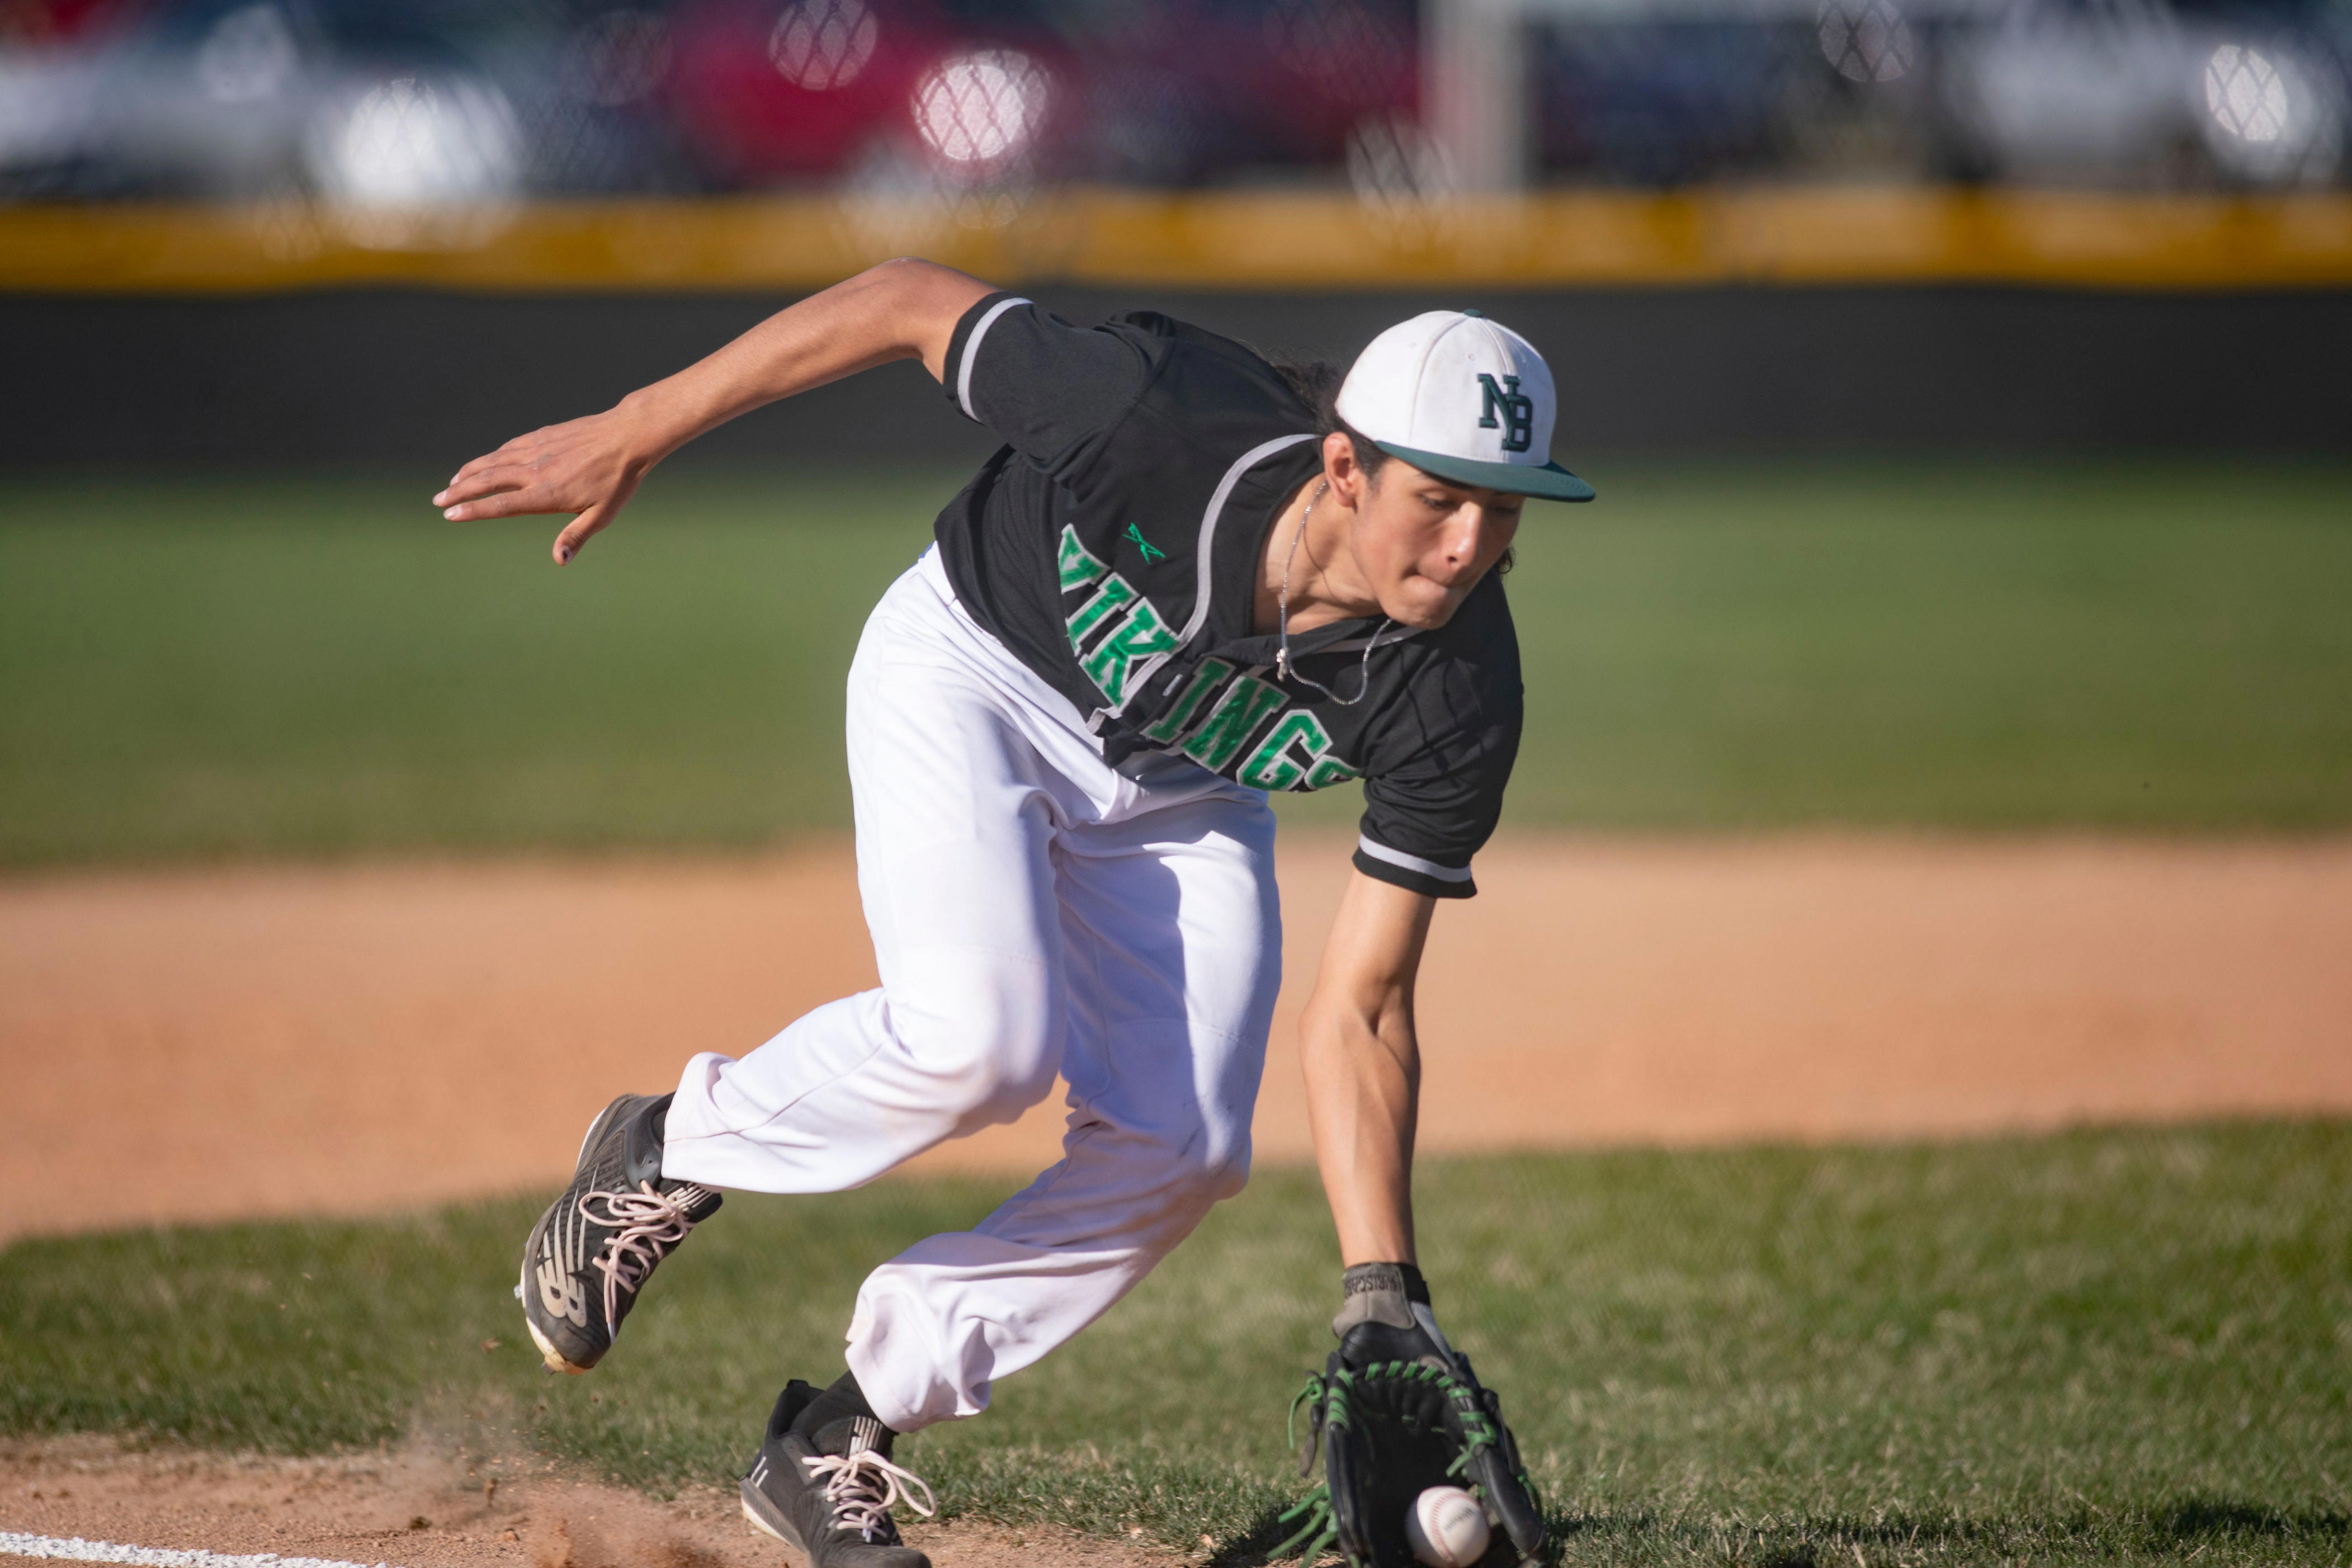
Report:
1276,479,1388,706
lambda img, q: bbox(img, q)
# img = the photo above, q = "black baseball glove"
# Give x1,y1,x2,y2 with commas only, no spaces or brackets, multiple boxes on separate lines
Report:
1274,1272,1546,1567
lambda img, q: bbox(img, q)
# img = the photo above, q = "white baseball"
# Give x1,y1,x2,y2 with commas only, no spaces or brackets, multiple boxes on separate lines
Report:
1404,1484,1490,1568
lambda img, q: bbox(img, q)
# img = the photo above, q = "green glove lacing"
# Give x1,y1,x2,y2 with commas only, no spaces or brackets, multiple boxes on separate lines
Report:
1271,1362,1503,1563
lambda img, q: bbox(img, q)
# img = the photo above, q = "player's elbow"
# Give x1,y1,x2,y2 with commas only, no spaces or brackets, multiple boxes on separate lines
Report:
1296,992,1350,1054
1301,982,1414,1055
846,255,955,318
865,254,951,287
849,257,999,372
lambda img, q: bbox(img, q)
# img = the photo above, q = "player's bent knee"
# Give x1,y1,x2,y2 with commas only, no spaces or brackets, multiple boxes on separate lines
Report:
890,972,1061,1123
1206,1144,1253,1202
914,1033,1059,1125
1163,1132,1253,1212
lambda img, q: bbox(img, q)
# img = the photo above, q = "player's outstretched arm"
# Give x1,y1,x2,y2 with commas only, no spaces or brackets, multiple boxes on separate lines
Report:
1300,868,1437,1267
433,257,997,564
1296,872,1552,1565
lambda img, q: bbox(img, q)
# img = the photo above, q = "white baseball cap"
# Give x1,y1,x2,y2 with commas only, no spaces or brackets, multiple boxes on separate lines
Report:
1334,309,1594,502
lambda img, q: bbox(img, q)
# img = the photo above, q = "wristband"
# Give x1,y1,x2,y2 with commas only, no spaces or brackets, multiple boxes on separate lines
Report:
1331,1260,1432,1337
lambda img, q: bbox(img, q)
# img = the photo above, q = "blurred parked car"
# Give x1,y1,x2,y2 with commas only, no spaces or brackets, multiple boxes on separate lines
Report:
1938,0,2346,185
0,0,706,208
0,0,2343,205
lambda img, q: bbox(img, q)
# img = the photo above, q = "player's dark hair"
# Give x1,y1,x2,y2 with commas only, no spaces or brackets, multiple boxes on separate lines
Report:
1268,354,1514,577
1267,356,1390,484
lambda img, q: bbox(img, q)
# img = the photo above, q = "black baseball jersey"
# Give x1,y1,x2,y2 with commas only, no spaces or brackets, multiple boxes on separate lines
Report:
931,294,1522,899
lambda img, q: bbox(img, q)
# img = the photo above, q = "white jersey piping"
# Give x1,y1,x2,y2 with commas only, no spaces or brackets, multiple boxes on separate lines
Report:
955,296,1031,422
1095,431,1318,725
1355,833,1472,883
1179,432,1317,645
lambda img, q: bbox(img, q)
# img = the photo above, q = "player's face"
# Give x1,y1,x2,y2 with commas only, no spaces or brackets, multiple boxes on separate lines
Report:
1350,460,1524,630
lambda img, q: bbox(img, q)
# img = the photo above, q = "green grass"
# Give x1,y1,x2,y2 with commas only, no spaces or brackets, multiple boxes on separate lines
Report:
6,1123,2349,1564
2,460,2348,864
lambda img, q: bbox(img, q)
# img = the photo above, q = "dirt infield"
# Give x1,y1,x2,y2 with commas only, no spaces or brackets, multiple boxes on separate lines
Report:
0,1438,1179,1568
6,833,2349,1244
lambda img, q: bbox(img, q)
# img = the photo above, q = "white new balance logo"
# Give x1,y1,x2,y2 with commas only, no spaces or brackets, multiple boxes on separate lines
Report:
536,1230,588,1326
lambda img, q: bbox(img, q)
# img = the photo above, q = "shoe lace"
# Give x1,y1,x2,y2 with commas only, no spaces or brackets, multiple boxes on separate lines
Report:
577,1180,709,1328
801,1448,938,1543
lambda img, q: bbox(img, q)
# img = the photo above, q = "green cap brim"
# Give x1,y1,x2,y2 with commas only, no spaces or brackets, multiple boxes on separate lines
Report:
1374,441,1596,502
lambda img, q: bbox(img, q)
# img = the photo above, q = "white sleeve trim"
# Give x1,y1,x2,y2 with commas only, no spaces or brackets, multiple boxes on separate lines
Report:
955,295,1031,421
1356,834,1473,883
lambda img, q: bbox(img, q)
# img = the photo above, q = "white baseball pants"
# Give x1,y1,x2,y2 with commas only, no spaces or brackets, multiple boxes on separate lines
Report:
662,547,1283,1433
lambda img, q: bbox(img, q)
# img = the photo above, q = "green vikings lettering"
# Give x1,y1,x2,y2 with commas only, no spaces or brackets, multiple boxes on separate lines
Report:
1058,527,1111,592
1080,597,1182,706
1238,710,1361,791
1065,573,1137,645
1136,658,1361,790
1179,674,1288,772
1141,658,1232,743
1059,528,1360,790
1062,524,1177,707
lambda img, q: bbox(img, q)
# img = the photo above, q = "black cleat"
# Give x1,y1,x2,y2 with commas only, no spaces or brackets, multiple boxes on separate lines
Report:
517,1092,721,1375
740,1381,934,1568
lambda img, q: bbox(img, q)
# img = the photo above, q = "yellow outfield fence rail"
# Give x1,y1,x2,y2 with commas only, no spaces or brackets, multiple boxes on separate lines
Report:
6,186,2352,293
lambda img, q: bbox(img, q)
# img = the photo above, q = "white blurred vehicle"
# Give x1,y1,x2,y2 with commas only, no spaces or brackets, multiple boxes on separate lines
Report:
1939,0,2346,185
0,0,570,232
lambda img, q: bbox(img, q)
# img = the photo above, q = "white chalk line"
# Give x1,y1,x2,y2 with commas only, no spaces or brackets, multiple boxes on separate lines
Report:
0,1534,397,1568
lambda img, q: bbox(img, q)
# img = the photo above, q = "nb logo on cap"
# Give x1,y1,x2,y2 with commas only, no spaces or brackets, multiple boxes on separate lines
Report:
1476,374,1534,454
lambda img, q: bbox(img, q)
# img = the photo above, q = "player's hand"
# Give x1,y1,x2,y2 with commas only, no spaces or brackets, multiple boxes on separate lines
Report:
434,402,666,564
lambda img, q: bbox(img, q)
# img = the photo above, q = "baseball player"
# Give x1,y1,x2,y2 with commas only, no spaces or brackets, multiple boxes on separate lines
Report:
434,259,1590,1568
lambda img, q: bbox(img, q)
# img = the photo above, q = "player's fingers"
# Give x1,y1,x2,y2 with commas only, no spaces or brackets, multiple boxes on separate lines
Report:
434,464,487,505
441,439,541,493
551,498,623,565
438,424,574,495
435,457,538,508
445,485,571,523
435,466,535,514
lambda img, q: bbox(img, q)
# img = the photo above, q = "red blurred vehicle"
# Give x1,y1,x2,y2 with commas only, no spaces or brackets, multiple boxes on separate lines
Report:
667,0,1094,185
666,0,936,181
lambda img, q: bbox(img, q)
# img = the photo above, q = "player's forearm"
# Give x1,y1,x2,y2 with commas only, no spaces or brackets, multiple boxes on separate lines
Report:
1301,990,1421,1266
611,258,994,464
1303,871,1437,1266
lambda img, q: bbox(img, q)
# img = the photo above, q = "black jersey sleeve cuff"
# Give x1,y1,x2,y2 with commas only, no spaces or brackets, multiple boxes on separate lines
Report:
1352,834,1478,899
941,291,1031,424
